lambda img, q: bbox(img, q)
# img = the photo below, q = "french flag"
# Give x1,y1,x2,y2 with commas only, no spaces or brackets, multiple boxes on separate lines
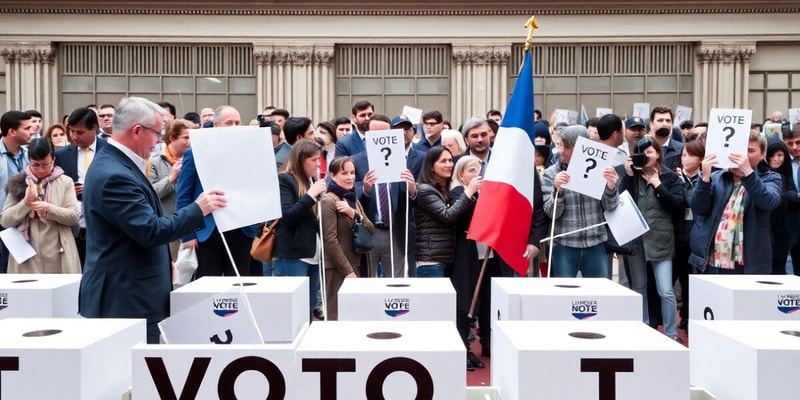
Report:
467,47,536,276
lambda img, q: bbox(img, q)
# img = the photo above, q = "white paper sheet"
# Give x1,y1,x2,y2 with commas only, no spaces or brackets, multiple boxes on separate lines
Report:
366,129,407,184
402,106,423,125
789,108,800,127
554,109,579,125
562,136,617,200
596,108,613,118
0,228,36,264
604,191,649,246
675,105,693,127
159,289,262,344
189,126,281,232
633,103,650,119
705,108,753,170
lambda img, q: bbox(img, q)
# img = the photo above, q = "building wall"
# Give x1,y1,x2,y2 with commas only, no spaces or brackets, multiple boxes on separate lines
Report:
0,7,797,125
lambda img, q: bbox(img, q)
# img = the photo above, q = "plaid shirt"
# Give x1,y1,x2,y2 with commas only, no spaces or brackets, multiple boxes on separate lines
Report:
541,162,618,248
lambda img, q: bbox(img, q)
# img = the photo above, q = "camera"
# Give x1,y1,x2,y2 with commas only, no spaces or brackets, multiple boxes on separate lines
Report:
631,153,648,168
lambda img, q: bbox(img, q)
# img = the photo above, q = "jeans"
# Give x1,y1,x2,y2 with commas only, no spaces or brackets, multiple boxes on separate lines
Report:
551,243,609,278
416,263,447,277
274,258,320,317
652,259,678,338
262,260,274,277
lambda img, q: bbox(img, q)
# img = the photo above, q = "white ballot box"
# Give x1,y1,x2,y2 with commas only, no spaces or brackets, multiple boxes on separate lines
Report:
493,320,688,400
337,277,456,322
0,317,145,400
171,276,308,342
132,323,308,400
689,275,800,321
0,273,81,318
691,320,800,400
296,321,464,400
491,277,642,330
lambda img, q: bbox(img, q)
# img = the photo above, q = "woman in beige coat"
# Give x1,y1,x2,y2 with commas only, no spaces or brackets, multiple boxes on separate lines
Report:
1,138,80,273
320,156,374,320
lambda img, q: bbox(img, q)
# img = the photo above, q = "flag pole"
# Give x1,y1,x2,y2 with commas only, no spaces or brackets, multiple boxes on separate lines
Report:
468,247,493,319
546,192,558,278
387,184,396,278
540,221,609,243
311,176,328,321
404,183,409,278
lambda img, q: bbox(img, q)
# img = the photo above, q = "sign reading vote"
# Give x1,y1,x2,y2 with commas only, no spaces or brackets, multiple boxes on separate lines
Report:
365,129,406,184
159,289,262,345
563,136,617,200
706,108,753,169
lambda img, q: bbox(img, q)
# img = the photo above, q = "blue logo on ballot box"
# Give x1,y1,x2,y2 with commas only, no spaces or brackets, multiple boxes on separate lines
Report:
212,297,239,317
384,297,410,318
571,300,598,320
777,294,800,314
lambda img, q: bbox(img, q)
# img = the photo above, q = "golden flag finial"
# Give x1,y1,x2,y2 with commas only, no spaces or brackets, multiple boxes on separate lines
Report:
524,16,538,50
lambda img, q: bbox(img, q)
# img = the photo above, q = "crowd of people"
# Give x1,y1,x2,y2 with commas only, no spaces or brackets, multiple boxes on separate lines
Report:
0,98,796,368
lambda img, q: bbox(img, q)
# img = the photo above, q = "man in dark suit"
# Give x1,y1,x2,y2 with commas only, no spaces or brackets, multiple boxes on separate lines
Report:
782,123,800,276
54,107,107,265
177,105,258,278
79,97,226,343
353,115,424,278
334,100,373,158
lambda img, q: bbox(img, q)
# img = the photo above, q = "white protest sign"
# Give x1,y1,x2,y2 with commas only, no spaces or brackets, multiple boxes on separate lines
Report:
580,105,588,124
189,126,281,232
604,191,649,246
789,108,800,126
763,123,782,138
0,228,36,264
562,136,617,200
705,108,753,169
633,103,650,119
159,289,263,345
596,108,613,118
675,105,693,127
366,129,406,184
402,106,423,125
554,109,579,125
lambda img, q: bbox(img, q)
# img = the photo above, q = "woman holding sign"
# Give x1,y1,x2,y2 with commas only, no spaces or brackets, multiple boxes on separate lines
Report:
690,130,781,275
620,138,686,342
414,146,481,278
274,139,328,320
320,156,374,320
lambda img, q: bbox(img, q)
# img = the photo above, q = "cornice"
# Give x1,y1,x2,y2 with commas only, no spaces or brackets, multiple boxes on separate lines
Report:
1,7,798,15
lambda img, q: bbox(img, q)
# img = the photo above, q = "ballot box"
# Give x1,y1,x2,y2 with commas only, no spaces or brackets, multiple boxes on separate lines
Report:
0,317,145,400
0,273,81,318
689,275,800,321
171,276,308,342
492,320,688,400
132,323,308,399
690,320,800,400
337,277,456,322
491,277,642,329
295,321,464,400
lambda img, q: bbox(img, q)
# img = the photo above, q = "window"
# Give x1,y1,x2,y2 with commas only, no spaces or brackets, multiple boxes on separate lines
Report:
60,43,256,117
335,45,450,119
748,72,800,123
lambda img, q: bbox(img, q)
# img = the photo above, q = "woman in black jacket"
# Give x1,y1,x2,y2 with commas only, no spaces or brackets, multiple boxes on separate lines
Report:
273,139,328,319
767,138,793,275
413,146,481,277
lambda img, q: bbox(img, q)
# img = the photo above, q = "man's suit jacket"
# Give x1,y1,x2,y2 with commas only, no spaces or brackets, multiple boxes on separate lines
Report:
352,148,424,254
55,139,107,198
334,131,365,158
661,139,684,171
176,148,257,243
78,144,205,343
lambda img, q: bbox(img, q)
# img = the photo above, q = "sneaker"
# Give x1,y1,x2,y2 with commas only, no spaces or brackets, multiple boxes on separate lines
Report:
467,352,485,369
312,308,324,320
466,356,475,371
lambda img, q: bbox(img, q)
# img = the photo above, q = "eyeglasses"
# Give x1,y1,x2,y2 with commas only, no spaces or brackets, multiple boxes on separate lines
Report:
138,125,163,138
30,160,54,170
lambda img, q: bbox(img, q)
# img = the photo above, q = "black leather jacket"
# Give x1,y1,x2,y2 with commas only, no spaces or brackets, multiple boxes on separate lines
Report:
413,183,475,263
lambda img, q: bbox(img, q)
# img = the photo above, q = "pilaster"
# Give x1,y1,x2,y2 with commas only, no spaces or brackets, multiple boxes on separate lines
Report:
451,44,511,126
694,41,756,119
0,42,57,119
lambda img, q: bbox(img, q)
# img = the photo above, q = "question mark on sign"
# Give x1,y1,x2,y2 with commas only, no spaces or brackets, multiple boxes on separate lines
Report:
584,158,598,178
380,147,392,166
723,126,735,148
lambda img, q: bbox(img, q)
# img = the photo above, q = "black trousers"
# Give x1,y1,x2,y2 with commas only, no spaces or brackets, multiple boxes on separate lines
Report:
195,228,253,278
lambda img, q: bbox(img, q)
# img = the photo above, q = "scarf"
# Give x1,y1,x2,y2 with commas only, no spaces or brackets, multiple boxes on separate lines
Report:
17,166,65,242
710,182,745,269
145,145,179,178
326,179,356,208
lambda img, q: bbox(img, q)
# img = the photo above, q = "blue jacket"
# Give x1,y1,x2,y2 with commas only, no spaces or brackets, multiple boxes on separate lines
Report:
689,162,782,274
334,131,365,158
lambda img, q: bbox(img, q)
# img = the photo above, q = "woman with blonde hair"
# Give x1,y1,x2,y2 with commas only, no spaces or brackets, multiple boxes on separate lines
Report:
1,138,80,273
441,129,467,157
273,139,328,319
320,156,374,320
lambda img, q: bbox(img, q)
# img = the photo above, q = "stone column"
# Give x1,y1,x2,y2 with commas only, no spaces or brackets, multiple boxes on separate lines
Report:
0,42,57,119
254,44,335,123
694,42,756,119
451,44,510,126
